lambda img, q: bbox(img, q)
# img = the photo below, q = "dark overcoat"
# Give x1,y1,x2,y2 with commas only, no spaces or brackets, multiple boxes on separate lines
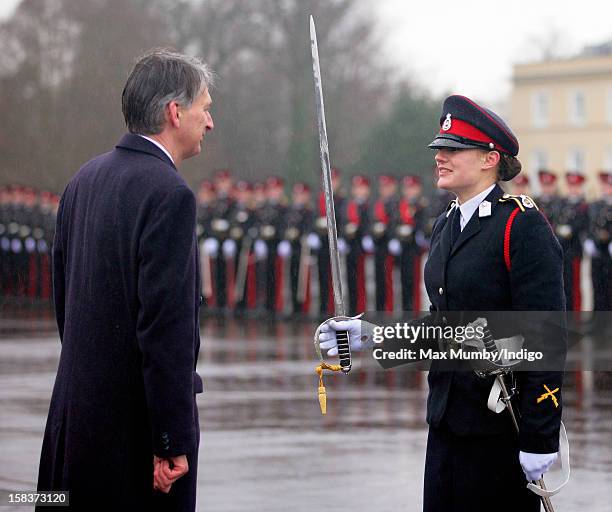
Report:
422,184,566,511
37,134,203,511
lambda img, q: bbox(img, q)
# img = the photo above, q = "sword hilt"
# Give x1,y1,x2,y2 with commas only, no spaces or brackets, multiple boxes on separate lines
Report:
336,329,351,373
482,326,497,352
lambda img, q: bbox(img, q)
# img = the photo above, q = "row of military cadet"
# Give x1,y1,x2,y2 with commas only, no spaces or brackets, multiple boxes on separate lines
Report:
515,170,612,313
196,168,445,318
0,185,59,304
196,168,612,318
2,167,611,315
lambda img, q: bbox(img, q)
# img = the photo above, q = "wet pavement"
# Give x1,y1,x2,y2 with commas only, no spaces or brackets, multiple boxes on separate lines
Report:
0,315,611,511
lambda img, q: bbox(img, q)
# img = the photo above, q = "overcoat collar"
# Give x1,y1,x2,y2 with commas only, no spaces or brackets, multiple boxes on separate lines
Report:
439,184,506,260
116,133,177,171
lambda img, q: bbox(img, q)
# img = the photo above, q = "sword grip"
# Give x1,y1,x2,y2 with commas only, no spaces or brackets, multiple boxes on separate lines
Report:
482,326,497,352
336,330,351,373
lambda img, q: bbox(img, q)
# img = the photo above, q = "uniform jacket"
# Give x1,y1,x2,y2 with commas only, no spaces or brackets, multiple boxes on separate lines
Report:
37,134,203,508
424,184,565,453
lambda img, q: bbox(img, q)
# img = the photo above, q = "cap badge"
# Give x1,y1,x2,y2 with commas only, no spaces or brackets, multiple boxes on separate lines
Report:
442,113,452,131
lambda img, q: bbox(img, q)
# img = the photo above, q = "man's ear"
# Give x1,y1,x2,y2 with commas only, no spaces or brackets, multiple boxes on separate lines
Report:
167,101,181,129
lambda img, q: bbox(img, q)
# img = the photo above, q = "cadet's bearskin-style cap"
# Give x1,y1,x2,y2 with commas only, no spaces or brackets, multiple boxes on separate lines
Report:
512,174,529,186
428,95,519,156
598,171,612,185
538,170,557,185
293,182,311,193
266,176,284,188
214,169,232,179
378,174,397,186
352,175,370,187
402,175,421,187
566,172,585,185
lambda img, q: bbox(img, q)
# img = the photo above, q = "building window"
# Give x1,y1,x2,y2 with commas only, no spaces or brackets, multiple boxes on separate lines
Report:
531,91,549,128
569,90,586,126
531,149,549,174
567,149,585,172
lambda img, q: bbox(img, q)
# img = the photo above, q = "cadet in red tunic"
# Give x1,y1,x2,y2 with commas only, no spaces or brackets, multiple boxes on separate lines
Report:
344,175,372,314
372,174,399,312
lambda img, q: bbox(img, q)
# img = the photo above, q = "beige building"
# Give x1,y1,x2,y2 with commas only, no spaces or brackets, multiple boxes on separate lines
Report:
511,44,612,197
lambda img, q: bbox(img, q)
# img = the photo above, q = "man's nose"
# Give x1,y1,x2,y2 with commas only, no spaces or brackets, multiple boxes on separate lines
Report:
206,112,214,131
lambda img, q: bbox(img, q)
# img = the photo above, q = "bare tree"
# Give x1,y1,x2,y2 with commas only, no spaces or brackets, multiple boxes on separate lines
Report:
0,0,392,190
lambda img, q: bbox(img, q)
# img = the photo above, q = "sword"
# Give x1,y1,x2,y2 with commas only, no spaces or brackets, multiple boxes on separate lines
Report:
234,236,252,302
310,15,351,373
477,322,556,512
297,235,310,305
497,376,555,512
199,240,213,299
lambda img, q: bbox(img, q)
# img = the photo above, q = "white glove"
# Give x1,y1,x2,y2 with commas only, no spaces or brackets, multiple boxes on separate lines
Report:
337,237,349,255
388,238,401,256
222,238,237,258
317,315,376,357
361,235,374,253
415,231,428,249
203,237,219,258
254,239,268,260
519,451,558,482
25,237,36,253
277,240,291,258
307,232,321,250
11,238,23,253
583,239,598,258
37,239,49,253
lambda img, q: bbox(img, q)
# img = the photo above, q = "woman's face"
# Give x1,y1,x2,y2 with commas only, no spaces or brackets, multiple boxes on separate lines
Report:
434,148,498,201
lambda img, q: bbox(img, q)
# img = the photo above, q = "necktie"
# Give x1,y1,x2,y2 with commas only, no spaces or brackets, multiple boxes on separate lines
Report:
450,207,461,247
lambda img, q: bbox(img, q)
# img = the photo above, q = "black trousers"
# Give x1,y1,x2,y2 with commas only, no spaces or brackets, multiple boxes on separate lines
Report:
424,421,540,512
399,244,417,311
592,255,612,311
317,242,331,315
289,242,301,313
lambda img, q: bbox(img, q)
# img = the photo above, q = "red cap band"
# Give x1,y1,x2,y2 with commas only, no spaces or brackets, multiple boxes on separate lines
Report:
440,118,506,152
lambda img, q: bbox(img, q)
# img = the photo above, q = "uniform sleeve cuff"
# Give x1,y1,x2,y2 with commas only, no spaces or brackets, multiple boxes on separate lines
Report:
519,431,559,454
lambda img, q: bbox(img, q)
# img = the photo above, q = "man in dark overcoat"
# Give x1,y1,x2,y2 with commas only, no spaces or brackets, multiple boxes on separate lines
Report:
36,49,214,511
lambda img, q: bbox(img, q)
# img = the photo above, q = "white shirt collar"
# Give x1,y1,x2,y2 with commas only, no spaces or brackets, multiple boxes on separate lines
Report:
138,135,174,165
457,184,496,231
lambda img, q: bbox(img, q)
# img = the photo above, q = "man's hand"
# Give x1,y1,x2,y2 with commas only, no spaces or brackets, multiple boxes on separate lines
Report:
153,454,189,493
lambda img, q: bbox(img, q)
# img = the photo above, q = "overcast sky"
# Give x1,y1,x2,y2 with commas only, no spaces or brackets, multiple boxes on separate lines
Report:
2,0,611,106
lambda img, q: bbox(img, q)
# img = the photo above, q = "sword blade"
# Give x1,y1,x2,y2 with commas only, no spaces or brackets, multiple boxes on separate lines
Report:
310,15,350,373
309,15,345,318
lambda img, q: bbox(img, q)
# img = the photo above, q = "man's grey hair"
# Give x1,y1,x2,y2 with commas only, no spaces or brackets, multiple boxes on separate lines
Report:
122,48,214,135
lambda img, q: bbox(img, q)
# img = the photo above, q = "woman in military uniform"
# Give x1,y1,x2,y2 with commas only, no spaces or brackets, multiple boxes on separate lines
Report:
319,95,565,512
